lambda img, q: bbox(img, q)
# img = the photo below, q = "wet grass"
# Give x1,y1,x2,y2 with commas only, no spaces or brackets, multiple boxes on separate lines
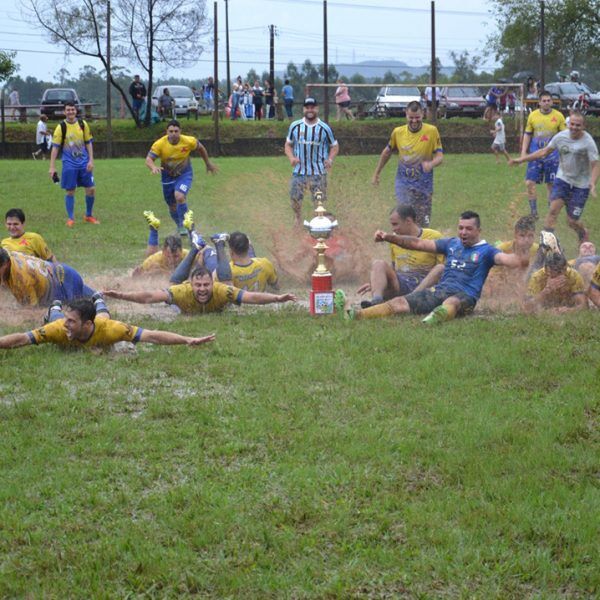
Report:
0,156,599,597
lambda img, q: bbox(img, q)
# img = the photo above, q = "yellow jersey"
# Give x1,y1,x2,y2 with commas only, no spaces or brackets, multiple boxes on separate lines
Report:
140,249,189,274
148,134,199,178
389,123,443,165
1,232,53,260
591,262,600,289
29,318,141,348
525,109,566,151
390,228,444,273
527,266,585,306
496,240,539,263
52,119,93,168
166,281,243,314
230,257,278,291
5,251,52,305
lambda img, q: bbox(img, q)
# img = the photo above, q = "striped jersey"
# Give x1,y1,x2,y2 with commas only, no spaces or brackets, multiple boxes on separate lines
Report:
286,118,338,176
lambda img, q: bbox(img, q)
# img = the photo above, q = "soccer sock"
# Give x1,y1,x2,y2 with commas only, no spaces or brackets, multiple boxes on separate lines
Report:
176,202,189,226
170,246,199,284
148,227,159,247
65,195,75,219
214,241,233,281
528,198,538,214
356,301,394,320
168,206,179,227
85,195,95,217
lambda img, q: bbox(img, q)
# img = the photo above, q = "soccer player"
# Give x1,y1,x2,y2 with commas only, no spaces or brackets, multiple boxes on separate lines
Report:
519,91,566,217
357,205,444,307
525,253,587,313
0,297,215,351
587,262,600,307
569,241,600,286
0,248,108,312
495,215,539,263
335,211,527,325
146,119,218,235
103,265,296,315
284,97,339,227
372,101,443,227
511,111,599,243
2,208,56,262
49,102,99,227
226,231,278,292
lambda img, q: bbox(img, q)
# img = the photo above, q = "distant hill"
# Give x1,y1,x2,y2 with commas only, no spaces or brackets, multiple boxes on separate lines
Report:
335,60,455,79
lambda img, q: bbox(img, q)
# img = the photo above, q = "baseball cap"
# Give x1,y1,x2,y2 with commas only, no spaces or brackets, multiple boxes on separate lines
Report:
303,97,318,106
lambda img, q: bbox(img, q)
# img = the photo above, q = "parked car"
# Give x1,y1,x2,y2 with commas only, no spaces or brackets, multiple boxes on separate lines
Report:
151,85,199,117
40,88,83,119
369,86,423,117
441,86,486,118
543,82,600,115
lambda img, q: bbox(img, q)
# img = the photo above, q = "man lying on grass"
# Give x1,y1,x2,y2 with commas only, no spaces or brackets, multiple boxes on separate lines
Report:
0,297,215,351
335,210,528,325
103,266,296,314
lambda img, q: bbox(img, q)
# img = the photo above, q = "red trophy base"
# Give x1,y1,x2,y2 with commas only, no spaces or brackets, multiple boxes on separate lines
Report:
310,272,334,315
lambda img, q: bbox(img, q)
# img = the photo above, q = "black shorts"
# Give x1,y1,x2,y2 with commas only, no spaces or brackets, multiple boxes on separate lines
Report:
405,288,476,315
337,101,351,108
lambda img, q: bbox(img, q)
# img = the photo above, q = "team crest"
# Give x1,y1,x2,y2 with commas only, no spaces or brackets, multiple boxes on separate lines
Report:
420,135,429,142
471,252,480,263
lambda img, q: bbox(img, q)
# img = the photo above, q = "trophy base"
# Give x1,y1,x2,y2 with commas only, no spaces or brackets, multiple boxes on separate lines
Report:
310,272,333,315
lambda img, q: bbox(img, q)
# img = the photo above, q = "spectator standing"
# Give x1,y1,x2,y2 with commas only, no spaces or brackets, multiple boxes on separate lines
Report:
423,86,443,120
32,114,51,160
281,79,294,119
241,82,252,120
8,88,20,121
264,80,275,119
334,79,354,121
231,76,243,120
157,88,174,120
252,81,264,120
204,77,215,112
526,77,538,99
129,75,147,121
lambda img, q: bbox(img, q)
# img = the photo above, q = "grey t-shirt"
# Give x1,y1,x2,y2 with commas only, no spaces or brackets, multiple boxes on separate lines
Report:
548,130,599,188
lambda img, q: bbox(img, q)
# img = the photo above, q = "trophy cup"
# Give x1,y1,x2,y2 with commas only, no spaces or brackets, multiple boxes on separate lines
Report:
303,191,338,315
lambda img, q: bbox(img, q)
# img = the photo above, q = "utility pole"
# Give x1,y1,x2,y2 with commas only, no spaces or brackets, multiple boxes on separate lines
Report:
225,0,231,98
105,0,112,158
430,0,437,123
323,0,329,121
213,1,220,155
269,24,276,87
540,0,545,89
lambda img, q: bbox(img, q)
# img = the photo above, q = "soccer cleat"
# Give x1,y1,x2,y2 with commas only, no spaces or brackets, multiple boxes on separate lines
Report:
360,299,373,309
177,225,188,237
539,230,562,255
66,219,75,228
43,299,63,324
190,230,207,250
422,305,449,325
182,210,195,232
143,210,160,230
210,232,230,244
32,152,37,160
84,216,100,225
334,288,355,319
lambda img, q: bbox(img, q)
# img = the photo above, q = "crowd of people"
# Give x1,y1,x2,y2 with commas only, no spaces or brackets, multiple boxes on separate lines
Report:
1,89,599,353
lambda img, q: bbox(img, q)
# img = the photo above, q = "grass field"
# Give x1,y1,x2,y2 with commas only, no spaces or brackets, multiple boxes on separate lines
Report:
0,155,599,598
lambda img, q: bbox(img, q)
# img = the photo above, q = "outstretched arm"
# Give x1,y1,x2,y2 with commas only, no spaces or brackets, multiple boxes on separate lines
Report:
0,332,31,350
241,291,297,305
103,289,170,304
494,252,529,269
374,230,438,253
139,330,216,346
510,145,553,165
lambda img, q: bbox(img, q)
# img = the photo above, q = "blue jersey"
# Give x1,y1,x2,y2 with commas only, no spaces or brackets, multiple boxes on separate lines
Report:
435,238,500,300
287,118,338,176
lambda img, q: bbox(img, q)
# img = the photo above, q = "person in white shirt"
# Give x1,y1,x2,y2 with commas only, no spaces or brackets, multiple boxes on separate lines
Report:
489,107,510,163
32,115,51,160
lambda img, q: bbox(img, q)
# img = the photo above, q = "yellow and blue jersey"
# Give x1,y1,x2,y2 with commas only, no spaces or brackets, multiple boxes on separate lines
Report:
149,134,200,179
166,281,243,314
230,257,277,291
140,249,189,274
5,251,52,305
1,232,53,261
390,228,444,274
52,119,93,168
28,318,142,348
527,266,585,306
388,123,442,194
525,109,566,152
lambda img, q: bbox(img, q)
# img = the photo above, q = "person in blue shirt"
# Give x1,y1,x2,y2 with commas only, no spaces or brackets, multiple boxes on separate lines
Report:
335,211,528,324
281,79,294,119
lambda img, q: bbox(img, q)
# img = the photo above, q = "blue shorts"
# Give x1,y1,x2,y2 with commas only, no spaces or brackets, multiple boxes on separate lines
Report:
525,154,559,185
203,247,218,273
50,263,96,304
396,272,425,296
61,166,94,190
405,288,476,315
549,178,590,220
162,171,193,206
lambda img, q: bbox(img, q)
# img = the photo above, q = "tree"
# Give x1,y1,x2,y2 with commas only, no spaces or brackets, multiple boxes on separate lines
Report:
488,0,600,86
449,51,481,83
25,0,211,126
0,51,18,85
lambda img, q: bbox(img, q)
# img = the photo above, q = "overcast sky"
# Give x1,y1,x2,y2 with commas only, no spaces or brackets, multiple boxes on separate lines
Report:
1,0,498,82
